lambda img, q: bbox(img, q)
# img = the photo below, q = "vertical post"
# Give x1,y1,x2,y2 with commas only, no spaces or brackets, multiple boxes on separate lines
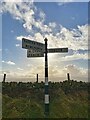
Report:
3,74,6,83
36,74,38,83
44,38,49,116
67,73,70,81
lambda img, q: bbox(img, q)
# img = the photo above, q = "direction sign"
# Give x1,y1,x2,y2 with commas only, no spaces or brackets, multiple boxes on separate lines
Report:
27,50,44,57
27,53,44,57
48,48,68,53
22,38,45,52
27,48,68,54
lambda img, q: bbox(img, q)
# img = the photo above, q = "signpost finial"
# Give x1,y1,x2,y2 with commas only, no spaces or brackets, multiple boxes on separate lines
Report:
44,38,48,42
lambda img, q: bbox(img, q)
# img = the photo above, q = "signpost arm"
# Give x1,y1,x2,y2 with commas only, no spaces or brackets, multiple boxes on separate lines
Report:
44,38,49,117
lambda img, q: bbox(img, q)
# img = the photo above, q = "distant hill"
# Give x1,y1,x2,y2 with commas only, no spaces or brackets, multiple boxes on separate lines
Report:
2,80,89,119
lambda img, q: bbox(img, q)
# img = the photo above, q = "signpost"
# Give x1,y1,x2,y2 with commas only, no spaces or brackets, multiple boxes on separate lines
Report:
22,37,68,117
44,38,49,116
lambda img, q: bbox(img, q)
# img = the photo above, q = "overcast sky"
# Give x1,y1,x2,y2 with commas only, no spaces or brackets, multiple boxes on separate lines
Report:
0,0,89,82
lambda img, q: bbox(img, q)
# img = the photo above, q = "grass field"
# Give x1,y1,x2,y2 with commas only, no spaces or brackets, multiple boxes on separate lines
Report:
1,80,89,119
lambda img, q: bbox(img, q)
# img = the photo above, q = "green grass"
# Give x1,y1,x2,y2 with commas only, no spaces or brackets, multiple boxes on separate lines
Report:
2,90,88,118
2,81,89,118
2,95,44,118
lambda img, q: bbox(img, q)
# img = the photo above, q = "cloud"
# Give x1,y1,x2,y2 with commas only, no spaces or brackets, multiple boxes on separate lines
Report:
0,1,56,34
2,60,16,65
49,22,57,28
1,0,21,2
17,24,88,51
1,1,88,82
2,60,5,63
1,1,88,51
58,0,74,6
16,24,88,62
63,64,88,79
6,61,16,65
60,52,88,61
39,9,46,22
15,44,20,47
58,0,89,5
71,17,75,20
1,64,88,82
16,35,37,42
16,36,24,41
1,1,36,31
17,67,23,70
11,30,14,33
1,0,89,2
48,64,88,81
16,34,44,44
1,2,88,64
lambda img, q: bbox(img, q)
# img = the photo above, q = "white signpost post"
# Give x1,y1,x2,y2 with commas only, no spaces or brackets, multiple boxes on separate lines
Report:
22,37,68,117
